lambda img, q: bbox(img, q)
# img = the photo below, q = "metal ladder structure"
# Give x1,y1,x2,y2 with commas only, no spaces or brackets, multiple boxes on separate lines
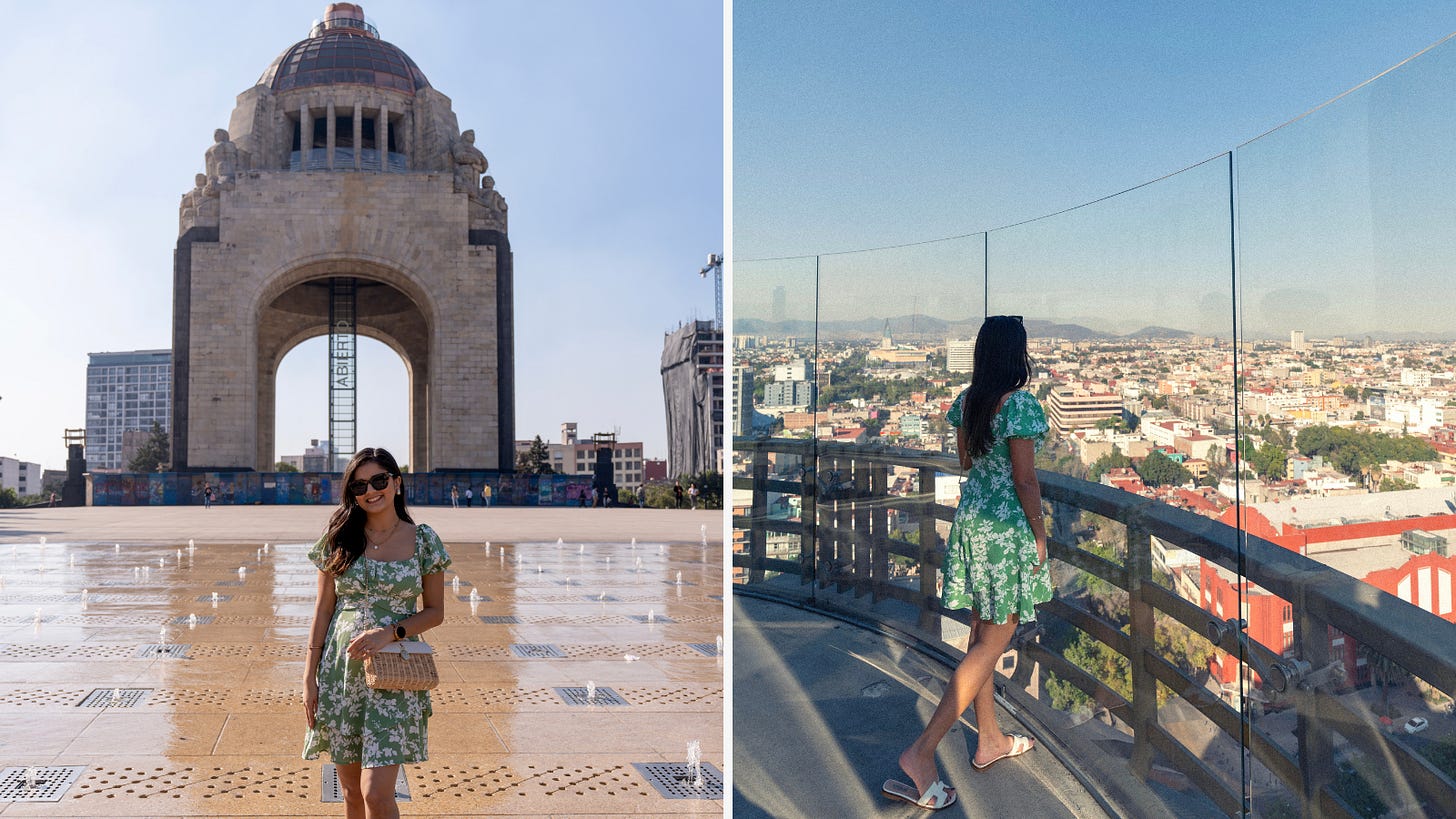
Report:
328,277,357,471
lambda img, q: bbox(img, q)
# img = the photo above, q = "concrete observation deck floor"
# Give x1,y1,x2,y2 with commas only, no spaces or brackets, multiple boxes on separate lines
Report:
733,594,1111,819
0,507,725,817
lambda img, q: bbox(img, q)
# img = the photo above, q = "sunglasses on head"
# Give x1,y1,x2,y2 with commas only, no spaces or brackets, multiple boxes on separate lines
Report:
990,314,1023,323
348,473,395,496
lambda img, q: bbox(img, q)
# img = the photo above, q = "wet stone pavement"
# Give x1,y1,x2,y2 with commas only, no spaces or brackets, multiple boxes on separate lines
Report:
0,519,724,817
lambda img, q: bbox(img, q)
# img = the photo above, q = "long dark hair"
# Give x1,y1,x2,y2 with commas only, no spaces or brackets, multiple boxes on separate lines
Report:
321,447,413,576
961,316,1033,460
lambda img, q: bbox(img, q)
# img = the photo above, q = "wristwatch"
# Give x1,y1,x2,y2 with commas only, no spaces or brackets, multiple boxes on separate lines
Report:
394,624,407,641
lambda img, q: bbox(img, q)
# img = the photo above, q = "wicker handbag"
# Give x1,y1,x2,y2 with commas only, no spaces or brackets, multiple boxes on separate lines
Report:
364,641,439,691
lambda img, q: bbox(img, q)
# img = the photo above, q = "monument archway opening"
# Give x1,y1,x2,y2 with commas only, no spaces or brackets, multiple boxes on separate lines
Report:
272,322,411,471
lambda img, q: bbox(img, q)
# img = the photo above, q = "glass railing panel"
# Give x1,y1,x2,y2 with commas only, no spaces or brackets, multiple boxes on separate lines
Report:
986,159,1240,812
1236,33,1456,817
799,238,986,625
733,257,820,601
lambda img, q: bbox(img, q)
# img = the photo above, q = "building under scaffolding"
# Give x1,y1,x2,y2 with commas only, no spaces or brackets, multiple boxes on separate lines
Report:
660,320,723,479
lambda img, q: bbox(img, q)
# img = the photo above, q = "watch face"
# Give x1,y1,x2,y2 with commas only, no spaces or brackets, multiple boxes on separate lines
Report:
395,625,406,640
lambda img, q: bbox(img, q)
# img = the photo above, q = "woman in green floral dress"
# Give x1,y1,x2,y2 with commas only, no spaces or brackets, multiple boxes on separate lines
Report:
884,316,1052,811
303,447,450,819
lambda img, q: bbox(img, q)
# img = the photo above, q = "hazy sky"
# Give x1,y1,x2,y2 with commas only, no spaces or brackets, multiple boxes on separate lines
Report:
0,0,723,472
733,3,1456,340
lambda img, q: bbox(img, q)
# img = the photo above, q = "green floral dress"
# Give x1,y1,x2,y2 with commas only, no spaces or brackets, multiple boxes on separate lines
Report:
943,389,1053,624
303,523,452,768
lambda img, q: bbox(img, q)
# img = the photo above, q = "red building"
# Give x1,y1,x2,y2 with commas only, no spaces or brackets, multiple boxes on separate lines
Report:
643,459,668,482
1199,506,1456,687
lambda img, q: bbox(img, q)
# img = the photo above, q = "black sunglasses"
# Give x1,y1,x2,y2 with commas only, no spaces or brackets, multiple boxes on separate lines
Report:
348,473,395,496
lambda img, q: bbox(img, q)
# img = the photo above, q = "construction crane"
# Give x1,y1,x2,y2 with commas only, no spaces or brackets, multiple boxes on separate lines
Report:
699,253,723,330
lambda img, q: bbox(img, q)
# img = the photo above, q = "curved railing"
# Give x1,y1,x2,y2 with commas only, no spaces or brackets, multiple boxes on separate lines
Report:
733,437,1456,818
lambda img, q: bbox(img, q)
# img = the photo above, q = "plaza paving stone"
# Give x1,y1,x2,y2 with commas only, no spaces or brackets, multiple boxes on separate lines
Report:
0,507,725,816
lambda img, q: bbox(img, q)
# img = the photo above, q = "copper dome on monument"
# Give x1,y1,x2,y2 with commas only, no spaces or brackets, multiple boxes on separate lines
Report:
258,3,430,95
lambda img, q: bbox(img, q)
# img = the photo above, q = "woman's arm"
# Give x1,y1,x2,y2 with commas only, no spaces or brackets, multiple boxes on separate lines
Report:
303,568,336,728
1008,437,1048,572
344,571,446,660
956,424,972,470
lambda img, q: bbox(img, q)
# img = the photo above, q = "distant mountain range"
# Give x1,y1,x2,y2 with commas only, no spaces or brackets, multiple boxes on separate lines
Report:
735,315,1456,343
735,315,1196,341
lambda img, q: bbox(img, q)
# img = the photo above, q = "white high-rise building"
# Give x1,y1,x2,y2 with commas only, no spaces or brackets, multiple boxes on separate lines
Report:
946,338,976,373
0,457,43,497
1290,330,1306,352
85,350,172,471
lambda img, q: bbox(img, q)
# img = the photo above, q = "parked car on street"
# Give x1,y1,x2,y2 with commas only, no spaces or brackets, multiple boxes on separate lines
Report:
1404,717,1429,734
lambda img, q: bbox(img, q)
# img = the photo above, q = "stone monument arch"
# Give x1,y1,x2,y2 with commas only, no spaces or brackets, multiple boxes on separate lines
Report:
171,3,513,472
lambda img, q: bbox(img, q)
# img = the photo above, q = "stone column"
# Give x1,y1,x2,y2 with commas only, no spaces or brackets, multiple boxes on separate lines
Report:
326,101,336,170
353,101,363,170
298,104,310,170
379,104,389,171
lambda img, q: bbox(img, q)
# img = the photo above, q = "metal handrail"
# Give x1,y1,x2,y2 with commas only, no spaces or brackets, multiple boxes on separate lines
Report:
733,436,1456,818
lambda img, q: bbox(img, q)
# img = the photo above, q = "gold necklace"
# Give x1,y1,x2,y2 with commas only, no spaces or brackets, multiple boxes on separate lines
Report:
365,519,401,550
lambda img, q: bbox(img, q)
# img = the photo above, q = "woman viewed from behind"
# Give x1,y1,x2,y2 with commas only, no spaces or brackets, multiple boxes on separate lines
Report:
303,447,451,819
883,315,1053,810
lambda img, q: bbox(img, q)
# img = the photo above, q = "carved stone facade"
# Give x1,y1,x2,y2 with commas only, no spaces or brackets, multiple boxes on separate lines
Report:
172,3,513,471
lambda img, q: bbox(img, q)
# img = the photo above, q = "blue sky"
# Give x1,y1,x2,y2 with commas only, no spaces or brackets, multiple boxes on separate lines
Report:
733,3,1456,339
0,0,723,472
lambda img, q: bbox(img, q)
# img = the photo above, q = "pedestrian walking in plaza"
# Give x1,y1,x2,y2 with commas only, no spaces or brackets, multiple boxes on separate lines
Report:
304,447,451,819
674,484,684,509
449,484,459,509
465,486,473,507
203,483,214,509
688,483,699,509
483,483,492,507
884,315,1051,811
636,485,646,508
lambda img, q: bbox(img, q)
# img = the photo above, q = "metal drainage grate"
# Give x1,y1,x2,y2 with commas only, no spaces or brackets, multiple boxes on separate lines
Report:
554,686,630,706
135,644,190,659
509,643,565,659
455,594,493,603
583,594,620,602
663,580,697,586
0,766,86,802
214,580,244,586
686,643,721,657
478,615,520,624
170,615,215,626
627,614,677,624
197,594,232,603
77,688,152,708
632,762,723,800
321,763,409,802
708,594,723,601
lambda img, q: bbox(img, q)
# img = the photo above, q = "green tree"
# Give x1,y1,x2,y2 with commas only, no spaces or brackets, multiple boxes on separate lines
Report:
274,461,299,472
127,422,170,472
1149,395,1169,410
1250,442,1287,481
1343,385,1360,400
1088,450,1133,481
515,435,556,474
681,470,723,509
1137,450,1191,487
0,487,19,509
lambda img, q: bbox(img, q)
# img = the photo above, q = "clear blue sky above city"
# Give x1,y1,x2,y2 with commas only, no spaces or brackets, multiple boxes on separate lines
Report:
733,2,1456,340
0,0,724,471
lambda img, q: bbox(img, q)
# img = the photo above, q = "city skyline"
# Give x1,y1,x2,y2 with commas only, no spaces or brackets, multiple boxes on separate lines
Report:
0,1,723,471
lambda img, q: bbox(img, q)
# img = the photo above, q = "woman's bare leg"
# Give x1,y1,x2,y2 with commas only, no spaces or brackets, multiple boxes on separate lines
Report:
897,614,1020,802
361,764,401,819
334,761,366,819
